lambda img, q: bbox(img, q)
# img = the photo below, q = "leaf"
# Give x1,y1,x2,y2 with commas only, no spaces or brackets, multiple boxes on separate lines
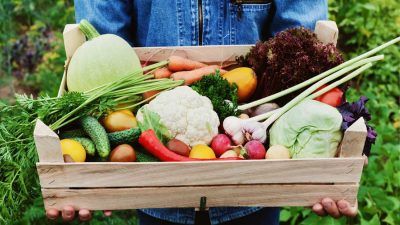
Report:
138,106,172,144
279,209,292,222
361,214,381,225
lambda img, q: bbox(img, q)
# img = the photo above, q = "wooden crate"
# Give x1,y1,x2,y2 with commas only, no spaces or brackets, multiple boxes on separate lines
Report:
34,22,367,211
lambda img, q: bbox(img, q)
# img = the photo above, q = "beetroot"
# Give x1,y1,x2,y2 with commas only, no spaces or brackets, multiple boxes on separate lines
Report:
244,140,266,159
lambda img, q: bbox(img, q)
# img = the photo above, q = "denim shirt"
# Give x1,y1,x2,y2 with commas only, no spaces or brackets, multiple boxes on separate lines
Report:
74,1,327,224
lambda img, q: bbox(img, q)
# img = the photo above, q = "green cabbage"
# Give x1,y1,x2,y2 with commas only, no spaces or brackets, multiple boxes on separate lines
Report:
269,100,343,158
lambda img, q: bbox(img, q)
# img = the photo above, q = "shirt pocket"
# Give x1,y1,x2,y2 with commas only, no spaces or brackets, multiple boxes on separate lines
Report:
228,1,272,44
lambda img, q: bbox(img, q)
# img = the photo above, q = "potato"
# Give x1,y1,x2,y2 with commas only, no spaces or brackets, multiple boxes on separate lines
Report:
103,110,138,132
167,139,191,157
266,145,291,159
109,144,136,162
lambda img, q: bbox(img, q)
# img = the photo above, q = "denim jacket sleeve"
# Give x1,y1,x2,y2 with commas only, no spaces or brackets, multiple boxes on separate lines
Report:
269,0,328,35
74,0,134,45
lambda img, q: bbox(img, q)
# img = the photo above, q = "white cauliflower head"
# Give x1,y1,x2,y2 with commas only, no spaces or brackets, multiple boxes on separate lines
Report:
136,86,220,146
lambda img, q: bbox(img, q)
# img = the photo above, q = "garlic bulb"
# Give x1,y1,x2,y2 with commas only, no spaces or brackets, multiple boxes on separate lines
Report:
223,116,267,144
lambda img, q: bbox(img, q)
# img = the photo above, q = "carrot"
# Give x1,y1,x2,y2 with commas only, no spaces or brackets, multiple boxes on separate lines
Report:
154,67,173,79
143,90,161,100
168,55,207,72
171,65,227,85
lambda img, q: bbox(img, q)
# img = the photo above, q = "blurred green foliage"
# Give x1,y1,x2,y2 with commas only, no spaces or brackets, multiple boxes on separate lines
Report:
0,0,398,224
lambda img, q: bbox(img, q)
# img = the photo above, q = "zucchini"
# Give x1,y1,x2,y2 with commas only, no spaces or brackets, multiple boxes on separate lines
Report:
59,129,86,139
80,116,110,158
71,137,96,156
108,128,141,146
136,151,159,162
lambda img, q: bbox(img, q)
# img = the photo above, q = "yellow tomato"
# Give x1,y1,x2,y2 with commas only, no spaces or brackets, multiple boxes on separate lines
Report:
103,110,138,132
223,67,257,102
189,144,216,159
60,139,86,162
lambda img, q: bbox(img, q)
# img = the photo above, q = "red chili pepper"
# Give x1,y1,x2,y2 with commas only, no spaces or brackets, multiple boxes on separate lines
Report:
138,130,242,162
314,85,344,107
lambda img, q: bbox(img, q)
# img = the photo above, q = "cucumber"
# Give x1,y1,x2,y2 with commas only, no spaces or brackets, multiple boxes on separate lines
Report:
71,137,96,156
108,128,141,146
60,129,86,139
80,116,110,158
136,151,159,162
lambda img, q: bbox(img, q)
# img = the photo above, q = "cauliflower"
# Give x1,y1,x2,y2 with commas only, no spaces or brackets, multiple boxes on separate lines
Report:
136,86,220,146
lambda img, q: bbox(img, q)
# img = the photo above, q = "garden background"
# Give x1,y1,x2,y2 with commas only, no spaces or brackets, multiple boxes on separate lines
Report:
0,0,399,224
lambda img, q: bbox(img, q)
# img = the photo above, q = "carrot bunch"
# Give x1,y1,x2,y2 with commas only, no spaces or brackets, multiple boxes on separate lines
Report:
157,55,226,85
144,56,226,99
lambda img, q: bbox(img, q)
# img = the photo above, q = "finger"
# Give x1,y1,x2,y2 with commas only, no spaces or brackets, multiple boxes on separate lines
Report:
63,155,75,163
79,209,92,221
363,154,368,166
322,198,341,218
338,200,358,217
62,206,76,221
104,210,112,217
46,208,59,220
312,203,326,216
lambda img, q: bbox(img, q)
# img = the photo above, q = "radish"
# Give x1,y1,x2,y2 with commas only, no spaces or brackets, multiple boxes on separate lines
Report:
220,150,238,158
211,134,233,157
244,140,266,159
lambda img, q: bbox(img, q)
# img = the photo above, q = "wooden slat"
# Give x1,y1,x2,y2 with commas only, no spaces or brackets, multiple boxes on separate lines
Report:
42,184,358,210
37,158,364,188
133,45,251,64
34,120,64,163
63,24,85,60
314,20,339,46
339,117,367,158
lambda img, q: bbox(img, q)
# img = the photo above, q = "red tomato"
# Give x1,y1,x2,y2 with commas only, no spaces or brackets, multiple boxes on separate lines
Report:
314,85,344,107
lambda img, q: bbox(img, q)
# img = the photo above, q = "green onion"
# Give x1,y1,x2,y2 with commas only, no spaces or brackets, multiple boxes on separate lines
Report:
262,62,376,128
49,62,182,130
247,55,384,122
238,37,400,111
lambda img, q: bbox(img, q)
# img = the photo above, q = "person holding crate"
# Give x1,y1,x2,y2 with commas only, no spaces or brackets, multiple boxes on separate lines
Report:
46,0,362,224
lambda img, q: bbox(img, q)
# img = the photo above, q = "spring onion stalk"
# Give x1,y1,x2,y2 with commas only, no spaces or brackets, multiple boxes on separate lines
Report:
246,55,383,122
262,62,375,128
238,37,400,111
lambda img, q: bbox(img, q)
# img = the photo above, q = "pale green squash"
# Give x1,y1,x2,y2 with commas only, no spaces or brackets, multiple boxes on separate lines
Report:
67,20,142,92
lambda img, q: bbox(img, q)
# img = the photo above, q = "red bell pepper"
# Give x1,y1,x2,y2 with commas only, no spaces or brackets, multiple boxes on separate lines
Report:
314,85,344,107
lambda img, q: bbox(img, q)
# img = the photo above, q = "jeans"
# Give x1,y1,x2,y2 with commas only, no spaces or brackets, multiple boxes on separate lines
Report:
74,0,327,46
138,208,280,225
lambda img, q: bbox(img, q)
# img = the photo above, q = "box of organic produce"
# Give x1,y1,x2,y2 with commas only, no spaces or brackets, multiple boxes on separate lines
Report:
31,20,399,211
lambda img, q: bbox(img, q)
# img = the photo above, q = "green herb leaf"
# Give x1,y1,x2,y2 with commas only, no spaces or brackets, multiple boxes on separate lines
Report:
137,107,172,144
191,70,239,121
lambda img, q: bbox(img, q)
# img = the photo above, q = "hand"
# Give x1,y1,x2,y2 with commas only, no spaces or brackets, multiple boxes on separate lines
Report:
312,155,368,218
312,198,358,218
46,206,112,222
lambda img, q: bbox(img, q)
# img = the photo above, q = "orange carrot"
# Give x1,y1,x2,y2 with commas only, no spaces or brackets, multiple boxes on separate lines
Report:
168,55,207,72
171,65,227,85
154,67,173,79
143,90,161,100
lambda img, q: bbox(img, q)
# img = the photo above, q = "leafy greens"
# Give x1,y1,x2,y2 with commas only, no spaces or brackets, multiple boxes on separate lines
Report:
191,70,239,121
338,96,377,156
